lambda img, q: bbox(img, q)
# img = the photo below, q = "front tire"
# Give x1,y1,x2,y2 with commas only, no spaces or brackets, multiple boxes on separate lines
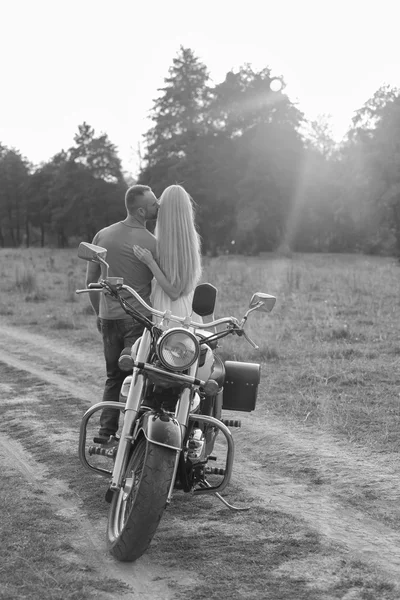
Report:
107,437,176,562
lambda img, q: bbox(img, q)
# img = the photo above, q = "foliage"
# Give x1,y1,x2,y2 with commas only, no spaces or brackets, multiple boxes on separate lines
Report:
0,125,127,247
69,121,125,184
344,85,400,254
0,148,30,246
1,48,400,254
140,50,305,254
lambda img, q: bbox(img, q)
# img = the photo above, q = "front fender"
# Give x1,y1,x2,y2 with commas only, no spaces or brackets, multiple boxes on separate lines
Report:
139,411,182,451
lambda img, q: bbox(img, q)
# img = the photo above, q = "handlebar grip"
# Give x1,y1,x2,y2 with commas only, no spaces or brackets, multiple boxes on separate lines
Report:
88,283,104,289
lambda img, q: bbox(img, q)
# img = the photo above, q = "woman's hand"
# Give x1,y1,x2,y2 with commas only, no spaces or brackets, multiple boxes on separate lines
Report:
134,245,181,300
133,245,155,266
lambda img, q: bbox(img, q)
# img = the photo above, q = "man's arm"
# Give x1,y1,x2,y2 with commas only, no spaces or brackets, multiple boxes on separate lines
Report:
86,261,102,316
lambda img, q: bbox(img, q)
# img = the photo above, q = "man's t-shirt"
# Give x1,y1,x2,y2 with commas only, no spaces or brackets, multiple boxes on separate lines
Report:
92,222,157,320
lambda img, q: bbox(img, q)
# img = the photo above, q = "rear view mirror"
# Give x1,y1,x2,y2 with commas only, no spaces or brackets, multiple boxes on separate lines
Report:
192,283,217,317
78,242,107,263
249,293,276,313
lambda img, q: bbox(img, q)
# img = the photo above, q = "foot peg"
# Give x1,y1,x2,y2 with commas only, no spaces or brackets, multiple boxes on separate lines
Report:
205,467,225,475
221,419,241,428
88,445,116,459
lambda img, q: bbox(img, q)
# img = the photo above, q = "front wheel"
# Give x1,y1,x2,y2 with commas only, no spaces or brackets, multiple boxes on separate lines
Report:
107,437,176,562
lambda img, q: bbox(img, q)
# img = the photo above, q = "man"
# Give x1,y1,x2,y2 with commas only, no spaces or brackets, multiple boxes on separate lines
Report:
86,184,159,444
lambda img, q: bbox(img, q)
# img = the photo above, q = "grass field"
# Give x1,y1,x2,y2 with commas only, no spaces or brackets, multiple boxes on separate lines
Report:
1,247,400,599
0,362,397,600
1,247,400,453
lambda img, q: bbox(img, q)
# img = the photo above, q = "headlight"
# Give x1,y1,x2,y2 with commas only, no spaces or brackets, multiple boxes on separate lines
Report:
156,328,200,371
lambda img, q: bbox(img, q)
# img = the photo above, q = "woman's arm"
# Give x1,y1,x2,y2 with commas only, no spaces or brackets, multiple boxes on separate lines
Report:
133,245,181,301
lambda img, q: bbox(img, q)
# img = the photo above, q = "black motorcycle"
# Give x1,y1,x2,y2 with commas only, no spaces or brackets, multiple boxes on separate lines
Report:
77,242,276,562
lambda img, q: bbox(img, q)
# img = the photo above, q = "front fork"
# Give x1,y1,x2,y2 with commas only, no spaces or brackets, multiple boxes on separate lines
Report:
79,346,235,499
78,330,151,484
109,329,152,492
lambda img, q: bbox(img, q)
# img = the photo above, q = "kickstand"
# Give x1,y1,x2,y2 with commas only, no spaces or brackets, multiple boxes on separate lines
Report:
199,480,251,512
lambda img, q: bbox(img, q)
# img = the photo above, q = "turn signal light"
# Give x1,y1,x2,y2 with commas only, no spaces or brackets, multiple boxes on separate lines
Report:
203,379,219,395
118,353,134,371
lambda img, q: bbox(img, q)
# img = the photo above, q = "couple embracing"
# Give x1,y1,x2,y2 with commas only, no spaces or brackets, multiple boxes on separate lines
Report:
86,184,203,444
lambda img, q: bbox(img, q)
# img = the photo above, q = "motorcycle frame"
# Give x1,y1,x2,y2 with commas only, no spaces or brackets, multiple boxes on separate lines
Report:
78,328,236,497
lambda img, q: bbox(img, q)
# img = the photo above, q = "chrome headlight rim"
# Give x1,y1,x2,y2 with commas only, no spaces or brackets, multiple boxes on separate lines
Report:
156,327,200,372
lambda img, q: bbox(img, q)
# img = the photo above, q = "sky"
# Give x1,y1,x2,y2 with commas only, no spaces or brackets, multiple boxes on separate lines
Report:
1,0,399,176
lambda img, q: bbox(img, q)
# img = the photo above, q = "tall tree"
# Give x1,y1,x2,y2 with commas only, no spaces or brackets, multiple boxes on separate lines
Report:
304,114,336,158
210,65,304,253
0,147,30,246
141,46,211,189
26,151,68,246
289,116,352,252
210,65,291,136
140,55,306,254
345,85,400,254
69,122,125,184
47,159,125,247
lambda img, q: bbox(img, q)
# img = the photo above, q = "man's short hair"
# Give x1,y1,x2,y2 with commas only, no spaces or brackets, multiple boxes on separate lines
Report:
125,184,151,213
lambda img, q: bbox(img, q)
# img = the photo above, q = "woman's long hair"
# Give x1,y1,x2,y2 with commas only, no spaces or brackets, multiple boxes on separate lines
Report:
155,185,202,297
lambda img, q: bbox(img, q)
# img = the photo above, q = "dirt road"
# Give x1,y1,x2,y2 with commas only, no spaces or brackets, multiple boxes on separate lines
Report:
1,321,400,598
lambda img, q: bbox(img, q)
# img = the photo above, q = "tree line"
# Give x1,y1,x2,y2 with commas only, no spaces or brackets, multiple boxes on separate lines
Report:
1,46,400,255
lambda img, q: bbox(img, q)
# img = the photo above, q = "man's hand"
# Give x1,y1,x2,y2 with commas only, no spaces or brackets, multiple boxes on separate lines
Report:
133,245,155,266
86,261,101,317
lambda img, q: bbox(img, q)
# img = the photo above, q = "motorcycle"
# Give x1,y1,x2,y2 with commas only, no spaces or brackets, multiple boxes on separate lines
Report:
76,241,276,562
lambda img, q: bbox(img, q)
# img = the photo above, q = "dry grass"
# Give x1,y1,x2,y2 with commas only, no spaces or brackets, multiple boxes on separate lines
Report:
0,366,125,600
14,264,37,293
1,363,397,600
205,253,400,452
1,248,400,452
0,480,123,600
1,249,400,599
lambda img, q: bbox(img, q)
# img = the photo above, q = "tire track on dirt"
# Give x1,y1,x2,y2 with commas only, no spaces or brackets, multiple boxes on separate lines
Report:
0,327,197,599
3,322,400,495
2,322,400,493
233,459,400,580
229,411,400,527
1,323,400,585
0,347,100,404
0,433,178,600
3,323,400,528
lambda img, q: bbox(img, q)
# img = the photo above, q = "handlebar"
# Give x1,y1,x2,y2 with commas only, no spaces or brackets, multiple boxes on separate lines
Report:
76,280,260,348
76,282,240,331
88,283,103,289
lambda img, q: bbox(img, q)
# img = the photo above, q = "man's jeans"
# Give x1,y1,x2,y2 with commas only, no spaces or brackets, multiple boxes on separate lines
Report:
99,318,144,437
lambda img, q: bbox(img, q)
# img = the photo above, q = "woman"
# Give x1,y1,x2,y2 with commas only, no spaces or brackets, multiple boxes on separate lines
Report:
133,184,202,324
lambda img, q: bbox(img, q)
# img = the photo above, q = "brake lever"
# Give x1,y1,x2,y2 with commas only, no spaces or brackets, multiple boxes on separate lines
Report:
239,329,259,350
